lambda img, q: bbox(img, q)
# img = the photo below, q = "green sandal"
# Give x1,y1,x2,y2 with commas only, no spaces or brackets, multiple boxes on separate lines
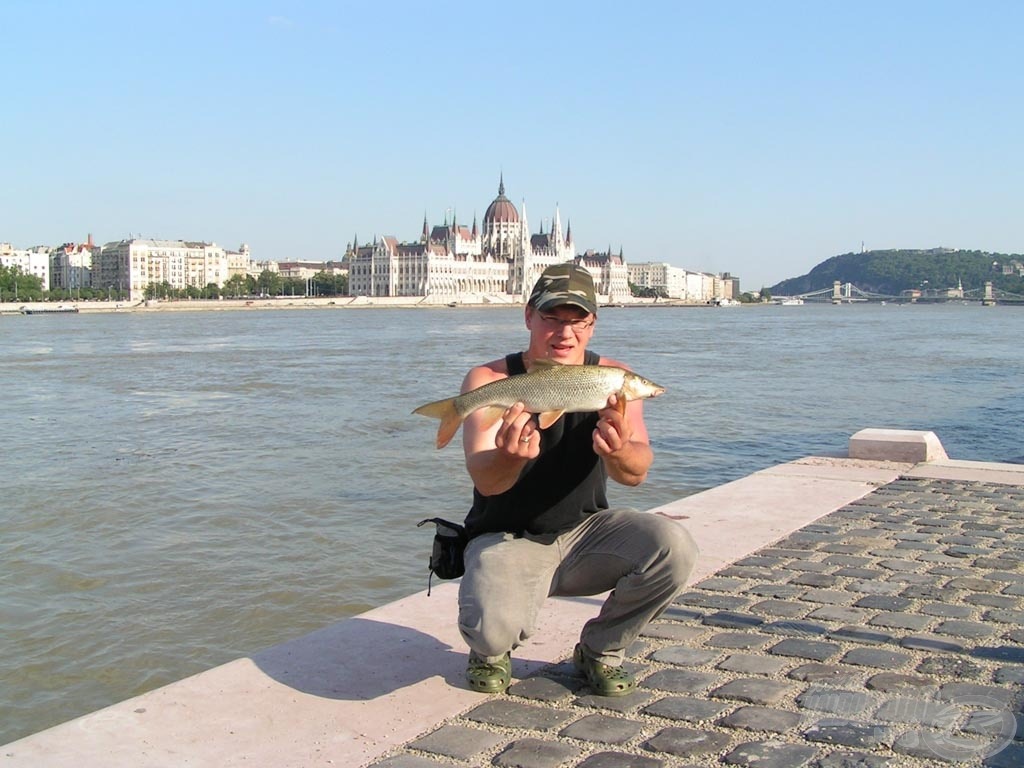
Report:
466,652,511,693
573,644,636,697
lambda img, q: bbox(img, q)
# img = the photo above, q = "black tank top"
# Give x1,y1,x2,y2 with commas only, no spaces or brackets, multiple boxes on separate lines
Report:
463,350,609,538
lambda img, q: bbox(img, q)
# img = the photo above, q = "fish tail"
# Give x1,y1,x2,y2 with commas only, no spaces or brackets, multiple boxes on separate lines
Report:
413,397,463,449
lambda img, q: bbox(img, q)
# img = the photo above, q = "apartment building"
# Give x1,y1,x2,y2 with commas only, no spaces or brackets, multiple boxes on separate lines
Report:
94,239,236,300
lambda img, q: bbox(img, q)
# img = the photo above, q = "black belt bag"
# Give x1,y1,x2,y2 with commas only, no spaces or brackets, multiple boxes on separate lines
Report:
417,517,468,593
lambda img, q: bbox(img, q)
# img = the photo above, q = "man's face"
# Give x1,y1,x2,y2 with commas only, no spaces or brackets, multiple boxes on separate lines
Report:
526,304,596,363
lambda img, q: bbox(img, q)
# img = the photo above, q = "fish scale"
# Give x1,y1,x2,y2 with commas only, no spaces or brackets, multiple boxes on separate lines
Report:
414,362,665,449
455,364,629,416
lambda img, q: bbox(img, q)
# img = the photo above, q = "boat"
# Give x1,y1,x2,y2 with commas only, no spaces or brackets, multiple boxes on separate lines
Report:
19,304,79,315
778,298,804,306
712,298,741,307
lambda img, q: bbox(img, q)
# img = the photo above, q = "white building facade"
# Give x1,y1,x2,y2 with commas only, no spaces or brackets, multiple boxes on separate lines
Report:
627,262,687,299
0,243,50,288
94,239,233,301
227,244,252,279
50,238,97,291
346,177,632,303
628,262,739,303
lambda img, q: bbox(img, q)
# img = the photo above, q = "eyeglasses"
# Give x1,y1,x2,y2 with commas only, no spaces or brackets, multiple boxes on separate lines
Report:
537,312,595,332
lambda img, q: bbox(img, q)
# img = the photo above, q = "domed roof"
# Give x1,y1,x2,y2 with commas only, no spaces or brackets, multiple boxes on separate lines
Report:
483,177,519,224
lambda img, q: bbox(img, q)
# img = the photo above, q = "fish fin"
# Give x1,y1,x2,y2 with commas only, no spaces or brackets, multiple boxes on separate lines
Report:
524,357,561,372
537,410,565,429
413,397,456,420
434,419,461,449
477,405,506,431
413,398,463,449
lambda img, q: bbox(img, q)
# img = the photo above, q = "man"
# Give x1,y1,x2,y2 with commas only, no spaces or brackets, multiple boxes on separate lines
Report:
457,262,698,696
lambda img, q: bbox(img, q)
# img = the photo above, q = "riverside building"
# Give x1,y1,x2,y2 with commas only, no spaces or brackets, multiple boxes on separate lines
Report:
627,261,741,303
0,243,51,287
345,178,631,303
50,236,99,292
94,239,250,301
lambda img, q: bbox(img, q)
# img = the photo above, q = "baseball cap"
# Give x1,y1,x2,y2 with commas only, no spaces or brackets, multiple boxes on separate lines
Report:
528,263,598,316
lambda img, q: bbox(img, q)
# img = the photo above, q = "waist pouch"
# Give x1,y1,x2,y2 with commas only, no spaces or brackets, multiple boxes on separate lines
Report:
417,517,468,594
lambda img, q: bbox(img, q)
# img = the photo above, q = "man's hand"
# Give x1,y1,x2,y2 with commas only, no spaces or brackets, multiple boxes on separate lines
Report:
493,402,540,458
594,393,653,486
593,393,631,456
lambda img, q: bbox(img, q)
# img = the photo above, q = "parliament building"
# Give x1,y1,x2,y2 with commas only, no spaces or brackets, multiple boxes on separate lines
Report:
345,177,630,302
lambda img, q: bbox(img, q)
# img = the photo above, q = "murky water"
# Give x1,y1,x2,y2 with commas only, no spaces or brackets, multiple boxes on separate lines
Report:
1,302,1021,742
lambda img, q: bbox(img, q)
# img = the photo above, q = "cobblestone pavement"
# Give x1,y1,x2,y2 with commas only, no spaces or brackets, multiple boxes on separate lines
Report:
370,477,1024,768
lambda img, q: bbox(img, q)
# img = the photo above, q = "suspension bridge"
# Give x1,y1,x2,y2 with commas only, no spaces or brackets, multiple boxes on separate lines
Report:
780,280,1024,305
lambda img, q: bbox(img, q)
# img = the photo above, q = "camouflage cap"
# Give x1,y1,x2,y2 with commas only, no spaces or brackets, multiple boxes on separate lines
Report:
528,263,598,316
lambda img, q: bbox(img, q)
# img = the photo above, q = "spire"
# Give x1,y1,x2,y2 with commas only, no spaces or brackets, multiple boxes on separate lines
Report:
498,172,505,197
421,213,429,242
520,200,530,250
472,213,478,237
565,220,572,243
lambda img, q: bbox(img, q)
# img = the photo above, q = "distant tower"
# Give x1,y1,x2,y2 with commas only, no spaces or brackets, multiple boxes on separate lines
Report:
552,206,563,258
483,174,520,260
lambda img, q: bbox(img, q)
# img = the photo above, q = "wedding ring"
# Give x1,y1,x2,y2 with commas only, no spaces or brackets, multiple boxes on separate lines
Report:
521,435,531,443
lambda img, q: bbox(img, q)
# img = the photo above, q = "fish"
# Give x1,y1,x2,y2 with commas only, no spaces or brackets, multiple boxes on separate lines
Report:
413,361,665,449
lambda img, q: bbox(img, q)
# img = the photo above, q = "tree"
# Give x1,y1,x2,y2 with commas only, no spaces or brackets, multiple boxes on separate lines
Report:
256,269,282,297
628,281,666,299
0,264,44,301
282,277,304,296
144,281,175,300
312,270,347,296
222,274,246,298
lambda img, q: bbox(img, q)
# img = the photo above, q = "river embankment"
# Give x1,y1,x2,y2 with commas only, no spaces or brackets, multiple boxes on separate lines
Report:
4,430,1023,767
1,295,718,315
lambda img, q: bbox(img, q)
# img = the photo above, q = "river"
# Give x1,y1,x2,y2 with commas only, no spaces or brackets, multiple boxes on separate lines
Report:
1,302,1022,743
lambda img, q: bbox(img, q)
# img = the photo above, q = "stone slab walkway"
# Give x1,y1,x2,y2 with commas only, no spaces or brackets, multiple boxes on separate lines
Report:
370,475,1024,768
5,432,1023,768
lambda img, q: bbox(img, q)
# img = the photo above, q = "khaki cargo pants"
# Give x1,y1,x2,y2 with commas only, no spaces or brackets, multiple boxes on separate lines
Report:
458,508,698,667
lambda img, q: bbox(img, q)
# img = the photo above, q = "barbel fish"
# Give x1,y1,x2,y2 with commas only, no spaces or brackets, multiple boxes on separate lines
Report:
413,361,665,449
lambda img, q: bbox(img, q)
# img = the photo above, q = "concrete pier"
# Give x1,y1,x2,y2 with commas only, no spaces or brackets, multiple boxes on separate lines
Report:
4,429,1023,767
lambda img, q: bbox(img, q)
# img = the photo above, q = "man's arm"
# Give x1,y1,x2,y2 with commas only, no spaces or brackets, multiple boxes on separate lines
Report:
462,364,539,497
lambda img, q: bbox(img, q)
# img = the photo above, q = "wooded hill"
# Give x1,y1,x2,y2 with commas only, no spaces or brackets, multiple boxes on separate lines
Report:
769,248,1024,296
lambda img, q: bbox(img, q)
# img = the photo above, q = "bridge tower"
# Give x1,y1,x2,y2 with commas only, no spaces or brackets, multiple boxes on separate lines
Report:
983,281,996,306
832,280,842,304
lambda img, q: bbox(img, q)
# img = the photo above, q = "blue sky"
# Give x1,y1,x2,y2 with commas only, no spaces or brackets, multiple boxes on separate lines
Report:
2,0,1021,289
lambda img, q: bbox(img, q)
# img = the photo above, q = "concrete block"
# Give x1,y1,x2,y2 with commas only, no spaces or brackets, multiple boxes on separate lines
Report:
848,429,948,463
